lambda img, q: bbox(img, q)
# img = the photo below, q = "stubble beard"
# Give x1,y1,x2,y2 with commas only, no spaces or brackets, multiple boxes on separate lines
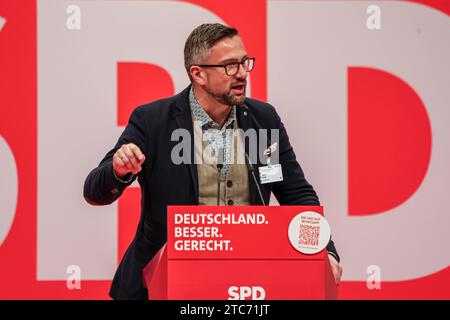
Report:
206,85,246,106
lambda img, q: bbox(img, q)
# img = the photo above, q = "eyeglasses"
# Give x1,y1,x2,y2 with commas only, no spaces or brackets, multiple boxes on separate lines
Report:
194,57,255,76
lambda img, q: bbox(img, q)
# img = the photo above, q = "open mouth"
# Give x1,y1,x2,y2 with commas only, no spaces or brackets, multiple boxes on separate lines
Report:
231,84,246,93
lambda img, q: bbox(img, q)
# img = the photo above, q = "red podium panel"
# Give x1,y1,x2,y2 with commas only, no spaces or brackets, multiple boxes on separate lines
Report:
143,206,338,300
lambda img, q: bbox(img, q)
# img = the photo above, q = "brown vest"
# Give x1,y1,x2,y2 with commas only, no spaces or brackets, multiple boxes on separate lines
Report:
193,119,250,206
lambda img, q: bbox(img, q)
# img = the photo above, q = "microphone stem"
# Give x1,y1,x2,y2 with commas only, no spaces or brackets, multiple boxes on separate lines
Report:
250,170,266,206
245,152,266,206
217,169,221,206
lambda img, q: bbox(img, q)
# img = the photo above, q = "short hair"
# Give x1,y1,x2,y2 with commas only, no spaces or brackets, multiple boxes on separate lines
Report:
184,23,239,81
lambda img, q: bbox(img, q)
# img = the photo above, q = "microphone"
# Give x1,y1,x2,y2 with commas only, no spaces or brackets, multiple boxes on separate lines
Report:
216,148,224,206
245,152,266,206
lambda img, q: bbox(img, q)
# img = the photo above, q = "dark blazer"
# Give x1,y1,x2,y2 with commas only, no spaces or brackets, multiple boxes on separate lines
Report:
84,85,339,300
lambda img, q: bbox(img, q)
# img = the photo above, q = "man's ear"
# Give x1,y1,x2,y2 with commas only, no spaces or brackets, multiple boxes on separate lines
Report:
190,66,206,86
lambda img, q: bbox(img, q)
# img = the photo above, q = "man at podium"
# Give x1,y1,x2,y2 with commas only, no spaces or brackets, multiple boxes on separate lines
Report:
84,23,342,299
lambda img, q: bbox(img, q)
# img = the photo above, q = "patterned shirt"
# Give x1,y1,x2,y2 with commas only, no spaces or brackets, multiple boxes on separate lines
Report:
189,87,236,176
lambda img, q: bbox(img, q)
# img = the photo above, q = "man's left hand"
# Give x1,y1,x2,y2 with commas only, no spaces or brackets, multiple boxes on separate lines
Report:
328,253,343,285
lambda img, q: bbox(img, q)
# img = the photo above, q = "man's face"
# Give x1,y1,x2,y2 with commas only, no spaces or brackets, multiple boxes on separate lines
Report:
201,35,249,106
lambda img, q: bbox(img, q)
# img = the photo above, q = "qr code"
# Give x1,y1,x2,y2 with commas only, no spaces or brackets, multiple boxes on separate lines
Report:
298,225,320,246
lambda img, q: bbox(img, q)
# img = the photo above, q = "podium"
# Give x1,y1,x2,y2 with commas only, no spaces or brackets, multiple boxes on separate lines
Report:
143,206,338,300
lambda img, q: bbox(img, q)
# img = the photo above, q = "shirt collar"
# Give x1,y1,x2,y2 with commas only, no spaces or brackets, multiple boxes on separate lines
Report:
189,86,236,129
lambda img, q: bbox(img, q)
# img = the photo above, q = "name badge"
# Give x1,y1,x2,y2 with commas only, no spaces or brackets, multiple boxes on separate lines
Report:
258,164,283,184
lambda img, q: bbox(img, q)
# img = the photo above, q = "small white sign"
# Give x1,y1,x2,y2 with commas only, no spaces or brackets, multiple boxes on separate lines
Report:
288,211,331,254
258,164,283,184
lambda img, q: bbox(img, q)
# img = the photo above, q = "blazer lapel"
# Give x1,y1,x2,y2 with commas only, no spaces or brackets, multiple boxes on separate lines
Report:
174,86,199,203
